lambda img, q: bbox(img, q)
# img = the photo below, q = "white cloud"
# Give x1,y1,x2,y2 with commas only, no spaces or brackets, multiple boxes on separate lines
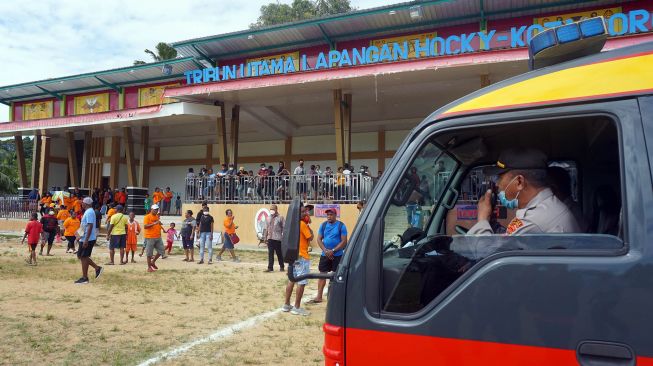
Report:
0,0,399,120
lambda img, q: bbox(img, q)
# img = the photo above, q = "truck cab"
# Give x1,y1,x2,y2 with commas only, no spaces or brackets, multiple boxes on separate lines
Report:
285,17,653,366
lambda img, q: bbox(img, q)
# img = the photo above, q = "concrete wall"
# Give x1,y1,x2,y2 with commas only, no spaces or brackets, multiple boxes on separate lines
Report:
47,162,68,189
181,203,361,247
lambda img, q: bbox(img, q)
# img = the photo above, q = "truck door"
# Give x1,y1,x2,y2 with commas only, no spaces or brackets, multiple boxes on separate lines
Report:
337,100,653,365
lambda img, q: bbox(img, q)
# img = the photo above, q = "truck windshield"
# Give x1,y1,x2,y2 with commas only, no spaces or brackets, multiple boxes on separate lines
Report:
383,142,458,243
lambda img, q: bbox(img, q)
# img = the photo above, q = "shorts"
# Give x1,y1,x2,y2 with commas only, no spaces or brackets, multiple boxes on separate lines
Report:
293,257,311,285
126,241,137,252
318,254,342,273
77,240,96,258
223,233,234,249
144,238,165,257
28,244,37,251
182,237,194,250
43,231,56,245
110,235,126,249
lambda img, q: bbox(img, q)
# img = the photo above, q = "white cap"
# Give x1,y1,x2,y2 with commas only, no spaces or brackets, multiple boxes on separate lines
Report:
151,204,159,210
82,197,93,205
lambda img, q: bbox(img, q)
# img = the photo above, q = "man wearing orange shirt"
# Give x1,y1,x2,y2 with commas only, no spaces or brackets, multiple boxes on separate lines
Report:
143,204,165,272
282,205,313,316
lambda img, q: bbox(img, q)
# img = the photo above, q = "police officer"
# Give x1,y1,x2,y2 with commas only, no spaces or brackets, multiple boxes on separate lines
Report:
468,148,579,235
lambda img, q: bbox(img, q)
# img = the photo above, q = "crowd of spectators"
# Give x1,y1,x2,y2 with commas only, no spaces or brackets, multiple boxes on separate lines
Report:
185,161,378,203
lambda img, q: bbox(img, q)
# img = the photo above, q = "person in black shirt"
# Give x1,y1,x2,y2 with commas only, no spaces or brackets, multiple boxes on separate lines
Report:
196,206,214,264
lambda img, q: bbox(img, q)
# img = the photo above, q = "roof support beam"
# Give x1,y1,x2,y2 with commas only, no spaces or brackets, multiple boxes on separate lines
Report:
138,126,150,188
317,24,335,49
240,106,288,137
14,136,28,188
36,86,63,100
94,76,122,93
230,104,240,166
66,132,79,188
216,102,228,164
264,106,299,129
123,127,137,187
191,59,206,70
192,45,216,67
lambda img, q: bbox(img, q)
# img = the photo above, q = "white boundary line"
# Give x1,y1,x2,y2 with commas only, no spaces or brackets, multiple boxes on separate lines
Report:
136,291,324,366
136,309,282,366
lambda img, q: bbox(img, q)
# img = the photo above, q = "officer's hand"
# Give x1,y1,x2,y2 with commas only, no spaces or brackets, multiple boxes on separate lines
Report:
477,190,493,222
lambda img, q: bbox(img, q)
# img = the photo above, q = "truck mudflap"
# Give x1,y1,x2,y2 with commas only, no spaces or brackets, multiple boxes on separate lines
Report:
342,327,653,366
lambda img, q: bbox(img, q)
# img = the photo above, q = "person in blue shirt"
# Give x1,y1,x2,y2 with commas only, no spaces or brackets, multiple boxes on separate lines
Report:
309,208,347,304
75,197,103,284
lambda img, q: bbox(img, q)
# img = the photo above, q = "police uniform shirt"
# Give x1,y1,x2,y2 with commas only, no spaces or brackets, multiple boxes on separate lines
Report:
468,188,580,235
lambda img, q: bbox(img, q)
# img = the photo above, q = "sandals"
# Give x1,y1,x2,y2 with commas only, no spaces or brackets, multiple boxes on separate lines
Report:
306,298,323,304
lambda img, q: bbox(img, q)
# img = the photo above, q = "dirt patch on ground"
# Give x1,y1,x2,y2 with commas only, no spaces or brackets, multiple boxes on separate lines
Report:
0,238,325,365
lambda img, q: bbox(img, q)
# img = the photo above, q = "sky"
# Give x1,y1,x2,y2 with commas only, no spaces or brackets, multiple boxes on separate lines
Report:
0,0,401,120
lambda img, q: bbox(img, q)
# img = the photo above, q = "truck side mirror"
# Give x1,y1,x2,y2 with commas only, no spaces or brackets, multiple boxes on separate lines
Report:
281,197,302,263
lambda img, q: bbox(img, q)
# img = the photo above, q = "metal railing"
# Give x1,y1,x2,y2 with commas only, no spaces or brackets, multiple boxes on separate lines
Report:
0,196,39,219
184,173,377,204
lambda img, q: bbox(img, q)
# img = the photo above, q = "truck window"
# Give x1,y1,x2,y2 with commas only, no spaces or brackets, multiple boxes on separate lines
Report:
378,115,624,315
382,141,458,245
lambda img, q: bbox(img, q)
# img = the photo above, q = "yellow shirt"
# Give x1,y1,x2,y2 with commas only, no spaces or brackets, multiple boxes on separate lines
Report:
109,213,128,235
299,221,312,260
63,217,80,237
143,213,162,239
56,210,70,221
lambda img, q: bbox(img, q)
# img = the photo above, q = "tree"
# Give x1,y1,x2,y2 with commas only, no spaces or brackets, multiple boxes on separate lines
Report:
250,0,354,28
0,137,33,194
133,42,178,65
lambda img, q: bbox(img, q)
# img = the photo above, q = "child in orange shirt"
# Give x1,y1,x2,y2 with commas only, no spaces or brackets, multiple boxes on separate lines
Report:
126,211,140,263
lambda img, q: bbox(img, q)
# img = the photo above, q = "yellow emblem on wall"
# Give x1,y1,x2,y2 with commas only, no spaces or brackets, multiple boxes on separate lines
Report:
246,51,300,76
23,101,53,120
138,83,180,107
371,31,438,60
74,93,109,115
534,6,623,33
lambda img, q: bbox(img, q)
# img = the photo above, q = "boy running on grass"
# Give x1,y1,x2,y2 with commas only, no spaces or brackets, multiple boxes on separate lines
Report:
126,211,140,263
282,206,313,316
22,212,42,266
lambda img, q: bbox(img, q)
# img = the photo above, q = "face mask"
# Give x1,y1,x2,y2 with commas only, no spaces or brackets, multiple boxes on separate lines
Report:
498,176,520,209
